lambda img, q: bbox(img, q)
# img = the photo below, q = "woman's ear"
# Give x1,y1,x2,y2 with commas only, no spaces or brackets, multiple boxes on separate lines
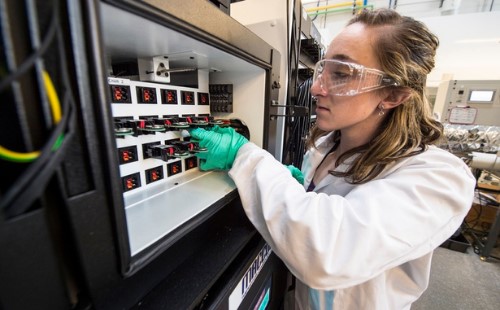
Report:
381,88,412,109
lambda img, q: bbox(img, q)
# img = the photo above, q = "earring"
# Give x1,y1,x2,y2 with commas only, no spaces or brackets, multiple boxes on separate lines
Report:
378,104,385,116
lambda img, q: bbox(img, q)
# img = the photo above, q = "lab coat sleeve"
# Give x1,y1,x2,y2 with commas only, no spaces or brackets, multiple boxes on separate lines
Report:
229,143,476,290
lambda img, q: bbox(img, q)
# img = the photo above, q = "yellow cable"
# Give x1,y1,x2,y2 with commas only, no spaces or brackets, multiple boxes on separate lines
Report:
305,1,362,12
0,70,62,162
43,70,61,123
0,146,39,162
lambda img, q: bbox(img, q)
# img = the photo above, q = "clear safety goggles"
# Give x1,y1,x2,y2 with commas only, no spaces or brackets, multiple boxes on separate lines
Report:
312,59,399,96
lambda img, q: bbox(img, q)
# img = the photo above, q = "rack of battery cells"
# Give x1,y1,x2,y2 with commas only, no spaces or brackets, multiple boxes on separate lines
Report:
109,77,223,194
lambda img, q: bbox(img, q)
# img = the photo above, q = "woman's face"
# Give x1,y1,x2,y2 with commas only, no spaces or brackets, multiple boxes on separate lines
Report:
311,23,388,135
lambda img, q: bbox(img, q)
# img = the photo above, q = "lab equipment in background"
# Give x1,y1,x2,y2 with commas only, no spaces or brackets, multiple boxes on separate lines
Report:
470,151,500,172
437,123,500,261
433,80,500,126
467,150,500,261
438,124,499,154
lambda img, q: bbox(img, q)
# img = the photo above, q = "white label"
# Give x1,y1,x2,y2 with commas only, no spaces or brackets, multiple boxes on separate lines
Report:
228,243,272,310
107,77,129,84
449,107,477,124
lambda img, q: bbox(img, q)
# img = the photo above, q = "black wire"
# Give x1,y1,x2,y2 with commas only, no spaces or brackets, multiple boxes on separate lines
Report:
297,78,314,167
3,92,74,216
462,189,483,233
0,0,59,93
462,188,500,242
284,77,313,168
311,1,321,22
284,6,301,165
1,0,77,217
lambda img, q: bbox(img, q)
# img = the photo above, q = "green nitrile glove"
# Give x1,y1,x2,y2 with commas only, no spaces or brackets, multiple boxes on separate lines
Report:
189,126,248,170
285,164,304,185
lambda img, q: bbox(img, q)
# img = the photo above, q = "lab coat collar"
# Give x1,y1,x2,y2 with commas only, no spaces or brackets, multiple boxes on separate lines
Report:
303,132,371,192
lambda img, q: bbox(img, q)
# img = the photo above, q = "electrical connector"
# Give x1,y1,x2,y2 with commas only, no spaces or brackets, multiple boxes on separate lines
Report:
110,85,132,103
181,91,195,105
170,140,207,154
137,87,157,104
161,89,178,104
198,92,209,105
114,117,135,137
145,166,164,184
154,117,178,131
122,172,141,192
167,161,182,176
178,116,194,125
118,146,138,164
155,145,179,161
139,117,166,133
142,141,161,159
185,157,198,171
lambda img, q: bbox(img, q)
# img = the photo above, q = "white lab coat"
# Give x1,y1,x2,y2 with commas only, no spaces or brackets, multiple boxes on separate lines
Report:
229,133,476,310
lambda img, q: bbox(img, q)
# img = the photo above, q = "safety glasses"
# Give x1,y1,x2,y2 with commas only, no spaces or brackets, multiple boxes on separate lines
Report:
312,59,399,96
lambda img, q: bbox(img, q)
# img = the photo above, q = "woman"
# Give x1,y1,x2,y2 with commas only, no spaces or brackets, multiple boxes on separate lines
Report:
190,8,475,310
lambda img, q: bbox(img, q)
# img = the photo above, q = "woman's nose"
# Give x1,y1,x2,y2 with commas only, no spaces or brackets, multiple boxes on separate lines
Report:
310,77,326,97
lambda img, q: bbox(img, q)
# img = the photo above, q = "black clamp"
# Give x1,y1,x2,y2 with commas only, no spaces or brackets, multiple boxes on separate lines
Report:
270,100,309,119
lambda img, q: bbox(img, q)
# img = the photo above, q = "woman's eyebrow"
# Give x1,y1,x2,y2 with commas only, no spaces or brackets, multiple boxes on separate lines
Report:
328,54,355,62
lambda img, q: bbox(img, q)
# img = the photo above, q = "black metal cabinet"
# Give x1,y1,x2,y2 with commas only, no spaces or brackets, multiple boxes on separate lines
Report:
1,0,287,309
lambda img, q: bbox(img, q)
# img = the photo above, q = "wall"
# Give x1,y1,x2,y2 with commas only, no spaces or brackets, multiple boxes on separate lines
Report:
231,0,291,161
231,0,289,104
304,3,500,87
421,11,500,86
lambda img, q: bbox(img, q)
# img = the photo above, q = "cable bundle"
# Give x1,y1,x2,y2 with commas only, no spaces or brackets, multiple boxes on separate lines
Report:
284,77,315,168
0,0,76,218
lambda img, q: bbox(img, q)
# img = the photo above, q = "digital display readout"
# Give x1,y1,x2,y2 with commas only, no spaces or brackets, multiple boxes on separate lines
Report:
469,90,495,103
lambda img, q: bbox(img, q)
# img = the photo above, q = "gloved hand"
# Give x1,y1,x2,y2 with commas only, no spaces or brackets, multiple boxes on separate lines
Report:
285,164,304,185
189,126,248,170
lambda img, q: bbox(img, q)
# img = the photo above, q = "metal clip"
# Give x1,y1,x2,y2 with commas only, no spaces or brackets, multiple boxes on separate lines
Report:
270,100,309,119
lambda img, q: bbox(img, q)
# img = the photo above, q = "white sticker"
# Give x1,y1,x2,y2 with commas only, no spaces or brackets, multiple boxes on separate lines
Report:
448,107,477,124
228,243,272,310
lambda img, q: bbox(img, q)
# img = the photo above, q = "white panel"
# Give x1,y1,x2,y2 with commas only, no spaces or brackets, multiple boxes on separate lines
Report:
126,171,236,255
434,80,500,126
101,2,269,257
210,70,267,147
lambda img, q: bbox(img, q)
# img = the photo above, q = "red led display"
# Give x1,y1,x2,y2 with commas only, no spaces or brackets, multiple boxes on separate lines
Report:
181,91,195,105
161,89,178,104
198,92,209,105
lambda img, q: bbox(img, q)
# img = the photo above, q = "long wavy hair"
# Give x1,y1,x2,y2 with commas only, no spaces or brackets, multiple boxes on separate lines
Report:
306,8,443,184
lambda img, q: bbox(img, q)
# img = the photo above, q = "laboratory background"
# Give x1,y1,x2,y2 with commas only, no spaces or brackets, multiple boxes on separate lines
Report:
0,0,499,309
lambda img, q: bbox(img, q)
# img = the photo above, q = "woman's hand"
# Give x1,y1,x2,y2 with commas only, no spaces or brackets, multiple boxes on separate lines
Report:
189,126,248,170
